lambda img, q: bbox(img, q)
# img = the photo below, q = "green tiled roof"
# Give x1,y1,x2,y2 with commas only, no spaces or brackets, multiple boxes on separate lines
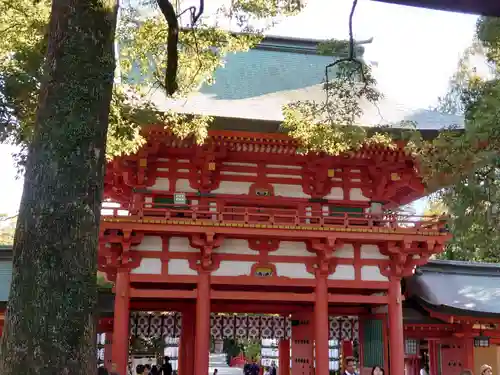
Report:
199,48,331,100
143,35,463,131
0,260,12,302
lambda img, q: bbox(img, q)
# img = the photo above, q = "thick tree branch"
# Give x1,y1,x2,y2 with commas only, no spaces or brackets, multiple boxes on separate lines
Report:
157,0,179,96
0,215,17,222
192,0,204,25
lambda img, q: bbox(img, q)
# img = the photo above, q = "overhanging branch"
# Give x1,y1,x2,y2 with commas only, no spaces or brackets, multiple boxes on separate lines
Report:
156,0,205,96
157,0,179,96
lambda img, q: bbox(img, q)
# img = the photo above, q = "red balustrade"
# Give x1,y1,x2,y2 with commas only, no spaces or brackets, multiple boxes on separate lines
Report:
101,202,449,234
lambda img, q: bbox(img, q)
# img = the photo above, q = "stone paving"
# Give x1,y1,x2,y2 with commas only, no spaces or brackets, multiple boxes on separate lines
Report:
209,353,243,375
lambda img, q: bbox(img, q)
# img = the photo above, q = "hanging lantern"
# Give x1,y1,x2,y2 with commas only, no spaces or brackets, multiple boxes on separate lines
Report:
474,335,490,348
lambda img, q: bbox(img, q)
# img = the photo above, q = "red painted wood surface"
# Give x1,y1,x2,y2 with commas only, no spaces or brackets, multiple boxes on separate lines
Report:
441,344,465,375
291,312,314,375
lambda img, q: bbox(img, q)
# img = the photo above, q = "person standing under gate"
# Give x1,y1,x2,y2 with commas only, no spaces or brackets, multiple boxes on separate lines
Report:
161,357,173,375
244,359,251,375
250,358,260,375
371,366,385,375
269,361,277,375
480,364,492,375
342,356,359,375
420,364,429,375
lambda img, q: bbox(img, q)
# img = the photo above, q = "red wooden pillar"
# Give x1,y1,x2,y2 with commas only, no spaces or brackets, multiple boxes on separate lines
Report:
462,334,474,371
104,332,114,370
178,316,187,375
112,271,131,375
315,273,329,375
388,277,404,375
428,340,439,375
291,311,314,375
179,307,196,375
279,338,291,375
186,329,195,375
195,271,211,375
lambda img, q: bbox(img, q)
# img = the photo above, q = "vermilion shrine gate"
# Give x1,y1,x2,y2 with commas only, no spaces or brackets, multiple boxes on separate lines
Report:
96,127,449,375
2,129,500,375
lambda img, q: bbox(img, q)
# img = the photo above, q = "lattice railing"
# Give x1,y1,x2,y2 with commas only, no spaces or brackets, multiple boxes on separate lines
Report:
101,202,448,234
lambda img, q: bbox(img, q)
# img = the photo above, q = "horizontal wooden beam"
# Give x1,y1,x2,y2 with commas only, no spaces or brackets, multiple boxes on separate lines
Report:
130,274,197,284
210,291,389,304
129,300,369,315
130,274,389,291
130,288,387,305
405,330,455,339
130,289,196,299
101,220,448,242
211,290,314,302
328,294,388,304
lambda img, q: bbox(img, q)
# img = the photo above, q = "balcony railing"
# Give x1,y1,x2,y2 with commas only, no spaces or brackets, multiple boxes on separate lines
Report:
101,202,449,234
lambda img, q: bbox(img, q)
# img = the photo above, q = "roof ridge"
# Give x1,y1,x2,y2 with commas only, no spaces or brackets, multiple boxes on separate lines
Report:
428,258,500,269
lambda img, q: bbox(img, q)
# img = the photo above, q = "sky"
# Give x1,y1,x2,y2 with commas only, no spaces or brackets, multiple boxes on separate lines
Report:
0,0,479,215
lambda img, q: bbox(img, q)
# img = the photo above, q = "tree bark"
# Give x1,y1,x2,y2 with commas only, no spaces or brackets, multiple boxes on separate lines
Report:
0,1,118,374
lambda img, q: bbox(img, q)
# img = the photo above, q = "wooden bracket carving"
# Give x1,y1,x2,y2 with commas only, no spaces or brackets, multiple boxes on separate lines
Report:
104,159,134,202
97,231,144,281
308,237,344,276
301,158,333,197
309,237,344,254
190,233,224,271
366,165,414,203
190,143,227,192
248,238,280,253
107,141,160,195
379,239,436,278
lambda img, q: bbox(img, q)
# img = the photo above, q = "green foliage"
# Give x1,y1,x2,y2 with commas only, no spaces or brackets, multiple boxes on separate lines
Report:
281,16,500,197
96,272,114,289
118,7,262,95
221,338,261,363
0,214,16,246
438,167,500,262
243,339,261,362
281,47,395,155
223,338,243,365
427,16,500,263
280,14,500,263
227,0,305,18
130,335,164,356
0,0,301,162
317,39,366,58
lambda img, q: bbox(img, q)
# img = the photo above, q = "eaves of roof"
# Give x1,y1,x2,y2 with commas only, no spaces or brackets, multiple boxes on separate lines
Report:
372,0,500,17
407,259,500,318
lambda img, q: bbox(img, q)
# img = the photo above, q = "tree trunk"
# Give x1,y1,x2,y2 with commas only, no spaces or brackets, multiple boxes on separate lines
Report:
0,1,118,374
